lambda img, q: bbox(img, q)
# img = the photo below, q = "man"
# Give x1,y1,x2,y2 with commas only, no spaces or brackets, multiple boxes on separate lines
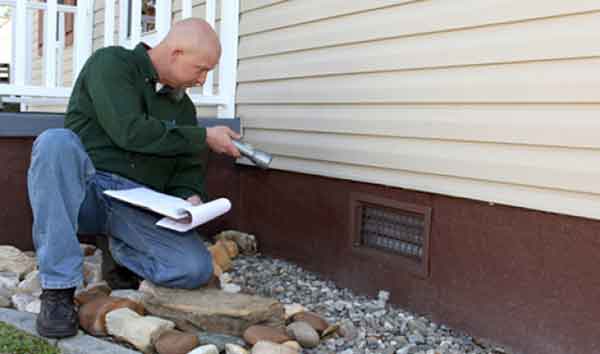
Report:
27,18,240,338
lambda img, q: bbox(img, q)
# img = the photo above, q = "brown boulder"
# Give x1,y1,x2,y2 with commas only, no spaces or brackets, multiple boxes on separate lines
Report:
154,329,200,354
75,282,111,306
243,325,291,346
208,243,232,272
291,311,329,333
79,296,145,336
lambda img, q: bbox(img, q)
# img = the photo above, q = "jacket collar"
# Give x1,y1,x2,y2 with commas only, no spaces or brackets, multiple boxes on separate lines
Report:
133,42,159,83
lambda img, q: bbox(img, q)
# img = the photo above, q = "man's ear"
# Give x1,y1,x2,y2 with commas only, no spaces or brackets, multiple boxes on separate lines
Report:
169,48,184,63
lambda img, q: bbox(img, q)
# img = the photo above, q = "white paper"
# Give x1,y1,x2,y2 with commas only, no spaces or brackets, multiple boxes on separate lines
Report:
155,198,232,232
103,188,231,232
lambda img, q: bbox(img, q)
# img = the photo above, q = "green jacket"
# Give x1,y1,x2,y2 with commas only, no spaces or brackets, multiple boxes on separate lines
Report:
65,43,208,200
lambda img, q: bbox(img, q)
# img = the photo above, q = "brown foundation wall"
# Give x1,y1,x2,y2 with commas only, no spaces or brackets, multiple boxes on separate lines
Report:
3,137,599,354
237,167,600,354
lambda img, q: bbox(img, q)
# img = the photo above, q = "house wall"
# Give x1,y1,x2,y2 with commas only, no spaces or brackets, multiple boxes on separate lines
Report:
236,0,600,221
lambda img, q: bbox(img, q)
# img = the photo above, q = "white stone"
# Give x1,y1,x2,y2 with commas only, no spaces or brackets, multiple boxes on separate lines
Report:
187,344,219,354
219,273,232,284
283,304,306,320
18,270,41,296
222,283,241,294
83,261,102,285
11,293,36,312
0,272,20,290
225,343,248,354
24,299,41,314
110,289,145,304
251,341,298,354
0,247,35,278
106,307,175,353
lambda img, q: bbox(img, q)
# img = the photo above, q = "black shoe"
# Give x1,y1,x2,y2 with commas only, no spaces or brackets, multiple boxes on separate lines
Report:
36,288,79,338
104,264,142,290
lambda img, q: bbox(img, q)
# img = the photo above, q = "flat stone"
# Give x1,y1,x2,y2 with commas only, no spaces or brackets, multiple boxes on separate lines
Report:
282,341,301,351
243,325,291,346
291,311,329,333
0,271,20,290
187,344,219,354
153,329,200,354
18,270,42,296
106,307,175,353
79,296,145,336
139,281,284,336
286,321,319,348
251,341,299,354
0,246,36,278
11,292,37,312
225,343,249,354
0,306,141,353
0,293,11,307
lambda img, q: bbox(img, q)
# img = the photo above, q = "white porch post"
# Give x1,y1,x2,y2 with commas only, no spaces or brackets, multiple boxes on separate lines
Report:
202,0,215,96
44,0,58,87
13,0,27,86
218,0,239,118
74,0,93,80
130,0,142,46
104,0,116,46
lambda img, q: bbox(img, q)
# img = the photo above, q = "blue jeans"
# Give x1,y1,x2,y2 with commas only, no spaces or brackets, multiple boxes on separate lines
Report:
28,129,213,290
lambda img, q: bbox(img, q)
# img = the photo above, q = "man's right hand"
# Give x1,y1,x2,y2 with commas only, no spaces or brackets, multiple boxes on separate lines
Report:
205,126,241,158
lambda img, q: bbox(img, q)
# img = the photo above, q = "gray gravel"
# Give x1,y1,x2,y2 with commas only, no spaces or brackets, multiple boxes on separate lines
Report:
228,254,511,354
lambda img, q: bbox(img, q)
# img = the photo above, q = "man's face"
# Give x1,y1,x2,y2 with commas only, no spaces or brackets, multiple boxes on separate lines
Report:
169,48,219,89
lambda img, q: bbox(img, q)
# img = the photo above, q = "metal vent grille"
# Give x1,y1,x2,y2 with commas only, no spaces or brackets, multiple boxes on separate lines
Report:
361,206,424,259
350,193,432,277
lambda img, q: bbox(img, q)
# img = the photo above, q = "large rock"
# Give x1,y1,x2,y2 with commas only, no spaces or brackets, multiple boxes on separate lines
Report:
290,311,329,333
79,296,145,336
286,321,319,348
139,281,284,336
243,325,291,345
106,307,175,353
153,329,200,354
0,247,36,278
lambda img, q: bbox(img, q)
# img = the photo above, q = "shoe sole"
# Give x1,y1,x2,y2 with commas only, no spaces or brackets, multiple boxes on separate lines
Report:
36,321,78,338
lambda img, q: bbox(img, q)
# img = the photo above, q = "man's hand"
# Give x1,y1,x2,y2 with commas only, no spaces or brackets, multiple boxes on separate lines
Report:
187,195,203,206
206,126,241,158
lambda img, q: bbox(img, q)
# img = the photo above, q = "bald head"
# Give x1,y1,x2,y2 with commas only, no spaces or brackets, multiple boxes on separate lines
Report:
162,18,221,61
149,18,221,89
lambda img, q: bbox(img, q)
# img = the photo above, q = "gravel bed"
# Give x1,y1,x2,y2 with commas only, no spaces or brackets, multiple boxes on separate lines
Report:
229,254,511,354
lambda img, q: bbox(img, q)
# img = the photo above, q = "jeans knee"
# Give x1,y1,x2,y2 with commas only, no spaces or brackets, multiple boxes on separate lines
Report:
176,251,213,289
153,248,213,289
34,128,82,156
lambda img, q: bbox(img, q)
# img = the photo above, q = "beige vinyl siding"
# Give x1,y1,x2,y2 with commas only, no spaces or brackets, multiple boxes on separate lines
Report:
237,1,600,220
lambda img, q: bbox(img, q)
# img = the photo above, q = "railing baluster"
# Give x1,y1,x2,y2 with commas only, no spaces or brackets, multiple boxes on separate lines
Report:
44,0,58,88
105,0,116,46
118,0,128,46
13,0,27,86
203,0,215,96
57,11,65,86
74,0,92,79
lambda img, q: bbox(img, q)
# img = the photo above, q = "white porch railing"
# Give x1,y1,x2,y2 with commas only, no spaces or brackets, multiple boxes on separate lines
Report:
0,0,240,118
